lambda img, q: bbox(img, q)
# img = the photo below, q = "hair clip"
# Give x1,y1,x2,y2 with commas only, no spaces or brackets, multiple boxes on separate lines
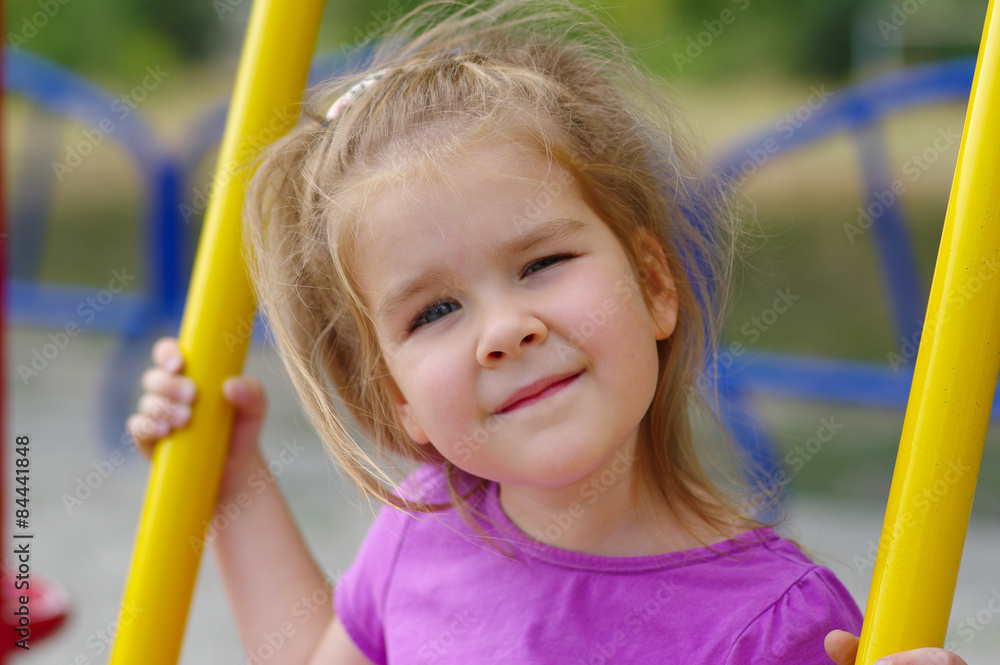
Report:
321,69,388,126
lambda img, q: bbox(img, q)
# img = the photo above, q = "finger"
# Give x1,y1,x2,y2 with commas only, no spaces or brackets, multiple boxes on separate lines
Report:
824,630,859,665
224,376,268,450
152,337,184,373
222,376,267,417
141,367,197,405
126,414,169,453
138,393,191,429
876,648,967,665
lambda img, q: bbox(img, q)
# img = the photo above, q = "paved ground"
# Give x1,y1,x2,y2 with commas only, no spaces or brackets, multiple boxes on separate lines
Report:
8,327,1000,664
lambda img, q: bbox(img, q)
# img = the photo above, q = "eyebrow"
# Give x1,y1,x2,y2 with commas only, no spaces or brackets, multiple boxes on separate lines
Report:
376,217,588,323
494,217,587,261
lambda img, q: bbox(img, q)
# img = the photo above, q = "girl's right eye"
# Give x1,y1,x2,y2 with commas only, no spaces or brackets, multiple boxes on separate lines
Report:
407,300,460,333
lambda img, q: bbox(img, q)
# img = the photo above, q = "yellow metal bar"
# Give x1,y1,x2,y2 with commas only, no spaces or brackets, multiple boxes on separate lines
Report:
856,1,1000,661
110,1,323,662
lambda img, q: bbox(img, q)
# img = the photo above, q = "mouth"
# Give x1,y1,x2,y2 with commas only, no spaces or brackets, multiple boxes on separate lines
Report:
496,371,583,414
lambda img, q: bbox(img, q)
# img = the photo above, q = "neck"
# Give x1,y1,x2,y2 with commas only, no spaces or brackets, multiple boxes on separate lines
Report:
496,438,727,557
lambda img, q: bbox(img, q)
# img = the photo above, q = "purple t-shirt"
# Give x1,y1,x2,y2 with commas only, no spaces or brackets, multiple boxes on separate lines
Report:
335,466,862,664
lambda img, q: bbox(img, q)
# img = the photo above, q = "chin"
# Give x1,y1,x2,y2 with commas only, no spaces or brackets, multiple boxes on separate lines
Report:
519,452,614,489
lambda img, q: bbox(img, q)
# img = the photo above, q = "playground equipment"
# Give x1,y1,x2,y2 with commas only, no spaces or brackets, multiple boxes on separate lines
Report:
87,0,995,659
107,0,323,661
856,0,1000,659
5,50,185,329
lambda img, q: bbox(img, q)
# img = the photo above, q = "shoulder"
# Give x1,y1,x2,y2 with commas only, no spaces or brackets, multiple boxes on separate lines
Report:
340,463,494,574
333,465,475,665
718,532,863,664
344,464,466,559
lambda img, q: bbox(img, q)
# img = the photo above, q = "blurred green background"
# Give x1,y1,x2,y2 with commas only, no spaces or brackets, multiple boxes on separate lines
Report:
3,0,988,84
4,0,997,512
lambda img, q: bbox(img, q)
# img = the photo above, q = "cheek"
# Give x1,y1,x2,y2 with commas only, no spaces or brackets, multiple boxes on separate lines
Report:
400,349,474,433
567,265,660,388
559,262,654,344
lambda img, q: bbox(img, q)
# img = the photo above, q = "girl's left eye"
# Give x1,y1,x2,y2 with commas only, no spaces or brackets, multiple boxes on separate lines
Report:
407,300,460,333
522,254,575,278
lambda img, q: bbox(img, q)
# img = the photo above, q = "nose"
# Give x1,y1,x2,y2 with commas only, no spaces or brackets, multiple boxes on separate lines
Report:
476,302,547,366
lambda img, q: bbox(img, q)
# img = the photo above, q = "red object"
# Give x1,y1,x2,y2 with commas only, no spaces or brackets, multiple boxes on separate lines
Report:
0,567,71,652
0,28,70,659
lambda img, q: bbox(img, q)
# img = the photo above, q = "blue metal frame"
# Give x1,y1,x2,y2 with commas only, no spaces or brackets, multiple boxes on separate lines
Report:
5,49,185,332
716,56,1000,417
717,57,976,349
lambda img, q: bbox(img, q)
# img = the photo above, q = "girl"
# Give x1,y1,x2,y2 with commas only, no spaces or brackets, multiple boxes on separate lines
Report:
128,1,969,663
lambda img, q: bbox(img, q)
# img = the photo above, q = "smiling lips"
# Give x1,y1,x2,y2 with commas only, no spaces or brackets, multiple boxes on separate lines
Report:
496,371,583,414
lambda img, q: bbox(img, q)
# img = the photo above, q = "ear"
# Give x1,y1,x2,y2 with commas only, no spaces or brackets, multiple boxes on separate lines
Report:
387,379,430,445
636,229,678,341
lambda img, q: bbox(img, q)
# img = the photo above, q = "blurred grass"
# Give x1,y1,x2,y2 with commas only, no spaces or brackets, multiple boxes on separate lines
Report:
4,100,146,289
755,398,1000,518
712,101,965,362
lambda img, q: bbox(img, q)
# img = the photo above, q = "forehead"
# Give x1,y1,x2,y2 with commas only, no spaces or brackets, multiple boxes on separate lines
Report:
363,141,573,229
355,145,589,260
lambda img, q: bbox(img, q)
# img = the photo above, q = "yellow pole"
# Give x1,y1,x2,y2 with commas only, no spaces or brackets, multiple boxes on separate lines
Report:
856,1,1000,661
110,1,323,662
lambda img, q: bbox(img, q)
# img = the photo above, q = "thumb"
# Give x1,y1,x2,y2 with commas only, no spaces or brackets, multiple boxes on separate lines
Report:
223,376,268,445
825,630,859,665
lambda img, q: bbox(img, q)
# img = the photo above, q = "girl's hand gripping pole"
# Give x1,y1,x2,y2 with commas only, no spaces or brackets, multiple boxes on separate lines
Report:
856,0,1000,661
109,1,323,662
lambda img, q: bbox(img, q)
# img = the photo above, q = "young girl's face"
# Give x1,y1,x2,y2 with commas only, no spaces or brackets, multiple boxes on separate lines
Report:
354,140,678,490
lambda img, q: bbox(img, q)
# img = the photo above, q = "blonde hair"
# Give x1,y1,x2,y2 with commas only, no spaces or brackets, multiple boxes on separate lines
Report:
244,0,757,543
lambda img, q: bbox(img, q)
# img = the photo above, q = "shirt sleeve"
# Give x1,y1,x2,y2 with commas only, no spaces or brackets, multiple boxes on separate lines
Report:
334,503,410,665
725,567,864,665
